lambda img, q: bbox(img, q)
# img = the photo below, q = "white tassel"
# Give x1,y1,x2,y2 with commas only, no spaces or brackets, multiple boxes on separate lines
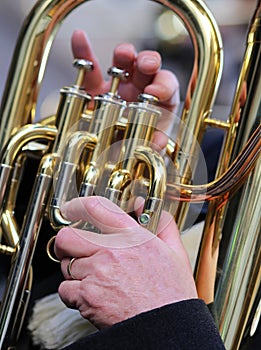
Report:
181,221,204,270
28,293,97,349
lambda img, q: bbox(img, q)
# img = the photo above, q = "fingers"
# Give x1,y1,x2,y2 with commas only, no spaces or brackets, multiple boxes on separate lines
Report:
113,43,179,111
71,31,179,114
144,69,180,111
111,43,155,101
58,280,81,309
61,196,138,231
60,256,89,281
55,196,148,260
131,50,162,90
71,29,104,90
54,227,100,260
55,224,138,261
71,33,160,94
113,44,161,89
112,42,137,71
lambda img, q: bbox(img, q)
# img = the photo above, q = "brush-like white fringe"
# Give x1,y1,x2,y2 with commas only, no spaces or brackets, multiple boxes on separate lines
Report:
28,293,97,349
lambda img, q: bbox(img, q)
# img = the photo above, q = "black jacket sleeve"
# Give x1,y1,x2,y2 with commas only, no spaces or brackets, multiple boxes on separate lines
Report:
62,298,225,350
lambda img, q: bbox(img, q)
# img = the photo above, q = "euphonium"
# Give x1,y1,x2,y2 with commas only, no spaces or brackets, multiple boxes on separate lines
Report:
0,0,260,349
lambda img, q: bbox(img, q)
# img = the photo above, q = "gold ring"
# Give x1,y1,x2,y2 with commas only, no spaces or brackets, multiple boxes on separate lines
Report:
46,235,60,263
67,257,77,279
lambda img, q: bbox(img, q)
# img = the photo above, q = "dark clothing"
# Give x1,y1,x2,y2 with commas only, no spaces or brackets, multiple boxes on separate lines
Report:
63,299,225,350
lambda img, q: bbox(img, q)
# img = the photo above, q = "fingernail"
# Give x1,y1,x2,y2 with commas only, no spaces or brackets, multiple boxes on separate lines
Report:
140,55,159,66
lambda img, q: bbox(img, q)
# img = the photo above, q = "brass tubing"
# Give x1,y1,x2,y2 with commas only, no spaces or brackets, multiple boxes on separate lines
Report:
164,0,223,181
49,131,97,229
105,98,161,211
160,0,223,228
213,3,261,347
0,124,57,211
0,154,55,348
134,146,167,233
0,124,56,168
0,0,88,150
0,155,54,349
216,158,260,349
1,1,259,349
80,70,127,199
165,124,260,202
0,0,224,232
0,0,223,167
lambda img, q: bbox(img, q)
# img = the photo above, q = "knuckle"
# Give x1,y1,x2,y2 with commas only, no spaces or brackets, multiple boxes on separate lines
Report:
55,227,68,245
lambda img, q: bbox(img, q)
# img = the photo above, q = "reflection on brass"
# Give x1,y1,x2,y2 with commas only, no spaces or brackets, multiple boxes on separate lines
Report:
0,1,260,349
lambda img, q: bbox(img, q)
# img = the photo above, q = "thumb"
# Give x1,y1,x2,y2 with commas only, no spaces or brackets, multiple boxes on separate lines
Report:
157,211,193,267
156,211,182,249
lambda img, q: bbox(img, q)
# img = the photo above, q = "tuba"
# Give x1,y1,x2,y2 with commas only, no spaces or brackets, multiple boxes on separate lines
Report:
0,0,260,349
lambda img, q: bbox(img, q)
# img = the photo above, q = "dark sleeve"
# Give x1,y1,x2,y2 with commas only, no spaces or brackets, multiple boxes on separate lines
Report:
207,301,219,325
62,299,225,350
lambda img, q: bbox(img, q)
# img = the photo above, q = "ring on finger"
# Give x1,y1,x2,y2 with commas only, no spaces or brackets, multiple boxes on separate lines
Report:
67,257,78,280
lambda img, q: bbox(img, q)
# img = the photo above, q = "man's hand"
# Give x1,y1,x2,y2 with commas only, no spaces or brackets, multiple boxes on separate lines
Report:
54,196,197,329
71,29,180,112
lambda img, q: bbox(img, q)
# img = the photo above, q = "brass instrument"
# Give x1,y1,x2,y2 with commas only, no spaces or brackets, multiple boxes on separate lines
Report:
0,0,260,349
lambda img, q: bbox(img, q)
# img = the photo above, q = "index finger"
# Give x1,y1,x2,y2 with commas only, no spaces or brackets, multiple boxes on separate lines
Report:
71,30,104,90
61,196,139,232
54,222,154,260
54,226,100,260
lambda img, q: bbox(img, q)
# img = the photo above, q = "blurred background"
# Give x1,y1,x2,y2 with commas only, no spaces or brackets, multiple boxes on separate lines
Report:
0,2,259,349
0,0,257,122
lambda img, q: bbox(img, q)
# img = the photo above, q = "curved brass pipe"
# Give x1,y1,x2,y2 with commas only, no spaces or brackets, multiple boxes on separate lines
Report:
0,154,56,347
49,131,97,229
0,124,56,223
0,0,224,248
209,3,261,348
0,124,57,249
3,1,260,349
0,0,223,160
134,146,167,233
165,124,260,202
0,0,87,149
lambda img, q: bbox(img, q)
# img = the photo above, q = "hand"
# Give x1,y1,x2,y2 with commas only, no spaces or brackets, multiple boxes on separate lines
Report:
54,196,198,329
71,30,180,112
72,30,180,149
